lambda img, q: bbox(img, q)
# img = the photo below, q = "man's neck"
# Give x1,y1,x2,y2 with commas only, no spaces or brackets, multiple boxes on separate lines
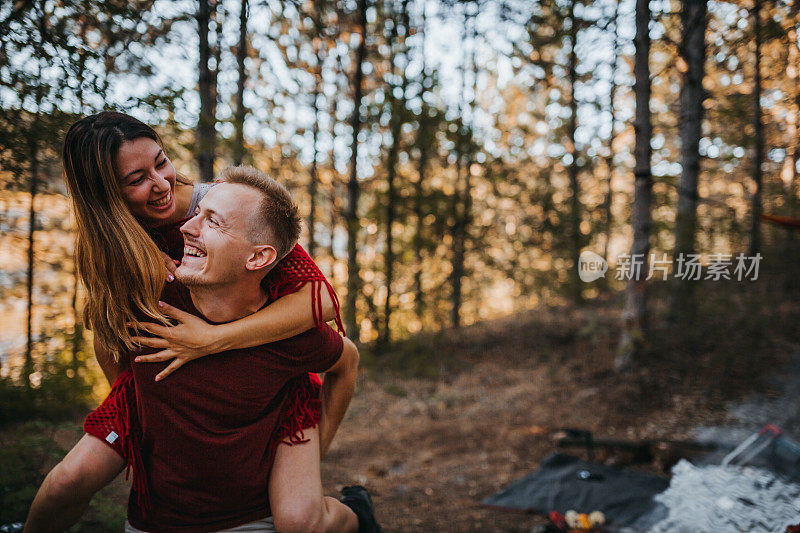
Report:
188,280,268,323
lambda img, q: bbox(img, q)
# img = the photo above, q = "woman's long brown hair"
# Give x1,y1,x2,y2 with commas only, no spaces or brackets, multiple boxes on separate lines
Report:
63,111,169,358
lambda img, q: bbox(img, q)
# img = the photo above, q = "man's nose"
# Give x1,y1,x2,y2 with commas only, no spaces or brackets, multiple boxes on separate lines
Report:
180,215,199,236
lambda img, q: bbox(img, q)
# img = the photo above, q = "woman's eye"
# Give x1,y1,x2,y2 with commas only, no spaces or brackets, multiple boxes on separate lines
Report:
129,176,144,186
156,158,167,169
208,218,218,226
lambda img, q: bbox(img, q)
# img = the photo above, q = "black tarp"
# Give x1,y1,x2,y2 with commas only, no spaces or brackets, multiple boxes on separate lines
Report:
480,453,669,528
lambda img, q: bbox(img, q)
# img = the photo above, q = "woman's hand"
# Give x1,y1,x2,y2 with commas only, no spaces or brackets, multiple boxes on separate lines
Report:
162,251,178,282
131,301,220,381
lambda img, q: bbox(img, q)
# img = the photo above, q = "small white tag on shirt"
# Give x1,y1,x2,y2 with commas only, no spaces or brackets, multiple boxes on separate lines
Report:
106,431,119,444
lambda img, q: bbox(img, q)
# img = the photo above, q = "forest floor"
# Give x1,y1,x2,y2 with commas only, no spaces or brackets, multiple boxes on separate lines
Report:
2,285,799,532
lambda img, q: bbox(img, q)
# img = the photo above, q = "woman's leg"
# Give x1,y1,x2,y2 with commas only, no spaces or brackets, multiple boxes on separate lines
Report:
268,426,359,533
24,434,125,533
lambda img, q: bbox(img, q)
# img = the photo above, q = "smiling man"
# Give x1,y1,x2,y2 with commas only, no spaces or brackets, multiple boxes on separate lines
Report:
113,166,379,533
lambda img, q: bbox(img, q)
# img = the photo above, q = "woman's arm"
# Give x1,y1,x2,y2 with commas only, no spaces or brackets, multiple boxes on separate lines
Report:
214,282,337,350
132,282,336,381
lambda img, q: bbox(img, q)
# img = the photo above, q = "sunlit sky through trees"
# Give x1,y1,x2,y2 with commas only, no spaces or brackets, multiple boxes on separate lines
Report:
2,0,799,356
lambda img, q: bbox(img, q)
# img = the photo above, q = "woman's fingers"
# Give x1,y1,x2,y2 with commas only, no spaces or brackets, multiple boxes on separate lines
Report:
161,252,176,282
134,350,175,363
132,321,170,339
157,301,193,323
133,350,188,380
155,359,186,381
130,336,169,349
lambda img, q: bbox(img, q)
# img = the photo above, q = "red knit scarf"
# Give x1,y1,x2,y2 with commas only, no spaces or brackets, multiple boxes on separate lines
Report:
265,244,345,336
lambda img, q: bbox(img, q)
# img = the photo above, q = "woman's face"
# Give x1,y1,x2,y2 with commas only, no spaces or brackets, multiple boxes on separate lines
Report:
114,137,178,227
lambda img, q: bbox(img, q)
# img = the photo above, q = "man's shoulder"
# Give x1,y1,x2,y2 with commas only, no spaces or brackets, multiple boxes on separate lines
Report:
246,324,343,372
127,282,195,337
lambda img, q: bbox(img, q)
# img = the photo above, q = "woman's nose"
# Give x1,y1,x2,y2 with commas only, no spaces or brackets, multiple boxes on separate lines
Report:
150,171,171,191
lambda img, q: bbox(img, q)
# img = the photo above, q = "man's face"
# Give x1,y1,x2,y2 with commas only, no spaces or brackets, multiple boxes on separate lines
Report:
175,183,261,287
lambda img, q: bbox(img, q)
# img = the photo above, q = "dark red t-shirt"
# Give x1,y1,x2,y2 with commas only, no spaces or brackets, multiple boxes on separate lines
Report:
126,280,343,532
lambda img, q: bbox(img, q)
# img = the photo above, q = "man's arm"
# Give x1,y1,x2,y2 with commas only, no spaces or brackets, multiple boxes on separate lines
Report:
318,337,359,456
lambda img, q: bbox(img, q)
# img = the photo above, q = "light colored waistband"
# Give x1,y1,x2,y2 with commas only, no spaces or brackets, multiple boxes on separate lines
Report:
124,517,275,533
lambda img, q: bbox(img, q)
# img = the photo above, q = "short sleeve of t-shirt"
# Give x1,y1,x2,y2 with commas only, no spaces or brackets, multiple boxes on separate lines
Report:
186,182,216,217
266,323,343,375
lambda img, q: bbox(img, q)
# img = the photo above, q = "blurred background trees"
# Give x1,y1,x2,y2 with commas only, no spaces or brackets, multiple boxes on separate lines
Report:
1,0,800,408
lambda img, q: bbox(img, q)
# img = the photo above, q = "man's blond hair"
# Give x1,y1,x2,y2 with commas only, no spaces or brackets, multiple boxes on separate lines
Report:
219,165,301,260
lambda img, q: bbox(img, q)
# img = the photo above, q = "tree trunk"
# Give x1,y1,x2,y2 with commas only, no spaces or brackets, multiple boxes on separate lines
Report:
25,4,47,388
197,0,218,182
379,0,409,346
233,0,248,166
449,5,475,329
618,0,653,371
793,25,800,205
566,0,582,302
787,26,800,257
329,52,341,284
749,0,763,256
450,164,472,330
784,27,799,200
345,0,368,340
451,159,465,329
414,149,428,318
603,0,620,263
414,1,429,319
309,40,322,258
671,0,707,320
25,113,40,388
329,184,338,285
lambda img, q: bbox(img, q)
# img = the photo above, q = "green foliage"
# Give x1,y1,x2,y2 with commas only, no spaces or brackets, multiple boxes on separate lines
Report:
0,332,98,425
0,420,126,530
0,420,63,525
0,328,120,529
637,271,800,405
359,337,441,378
73,493,127,532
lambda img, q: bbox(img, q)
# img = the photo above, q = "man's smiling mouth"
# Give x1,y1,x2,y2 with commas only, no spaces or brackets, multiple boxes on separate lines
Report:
184,244,206,257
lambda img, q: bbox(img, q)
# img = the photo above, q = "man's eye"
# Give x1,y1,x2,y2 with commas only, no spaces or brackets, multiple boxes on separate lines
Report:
208,218,218,226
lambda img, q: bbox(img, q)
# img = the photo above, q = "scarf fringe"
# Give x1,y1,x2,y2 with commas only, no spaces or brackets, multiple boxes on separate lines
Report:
268,376,322,466
109,370,151,511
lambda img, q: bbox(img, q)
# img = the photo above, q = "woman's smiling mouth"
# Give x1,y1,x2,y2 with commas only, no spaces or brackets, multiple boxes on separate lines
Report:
148,190,172,208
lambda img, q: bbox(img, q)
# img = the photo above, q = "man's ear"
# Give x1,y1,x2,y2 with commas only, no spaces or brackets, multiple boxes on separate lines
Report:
245,245,278,271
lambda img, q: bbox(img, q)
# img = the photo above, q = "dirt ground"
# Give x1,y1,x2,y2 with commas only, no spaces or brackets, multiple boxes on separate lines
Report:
4,295,797,532
318,301,797,532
